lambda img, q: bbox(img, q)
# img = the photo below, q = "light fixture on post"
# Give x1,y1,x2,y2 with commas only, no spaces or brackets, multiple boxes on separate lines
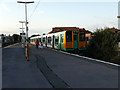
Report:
17,1,34,61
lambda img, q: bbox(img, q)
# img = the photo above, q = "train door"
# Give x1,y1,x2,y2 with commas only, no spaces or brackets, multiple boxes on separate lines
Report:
60,34,62,50
45,36,47,47
73,30,78,49
52,35,54,48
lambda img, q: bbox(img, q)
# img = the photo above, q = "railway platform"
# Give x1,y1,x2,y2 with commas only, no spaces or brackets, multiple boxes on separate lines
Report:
2,43,119,89
2,44,52,88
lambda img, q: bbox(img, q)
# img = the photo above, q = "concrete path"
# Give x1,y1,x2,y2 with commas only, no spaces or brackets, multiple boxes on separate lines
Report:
2,44,52,88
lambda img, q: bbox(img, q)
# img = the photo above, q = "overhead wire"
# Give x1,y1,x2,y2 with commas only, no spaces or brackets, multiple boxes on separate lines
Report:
28,0,40,20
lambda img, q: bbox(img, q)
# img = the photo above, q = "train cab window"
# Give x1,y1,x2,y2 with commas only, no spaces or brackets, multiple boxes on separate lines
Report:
66,31,72,42
48,37,51,44
79,31,85,41
86,37,89,41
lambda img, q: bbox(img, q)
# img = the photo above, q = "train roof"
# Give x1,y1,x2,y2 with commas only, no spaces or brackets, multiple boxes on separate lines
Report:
30,36,40,39
48,27,85,34
30,27,86,39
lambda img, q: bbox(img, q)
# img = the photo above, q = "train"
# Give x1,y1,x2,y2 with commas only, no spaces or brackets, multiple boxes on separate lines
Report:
30,27,86,52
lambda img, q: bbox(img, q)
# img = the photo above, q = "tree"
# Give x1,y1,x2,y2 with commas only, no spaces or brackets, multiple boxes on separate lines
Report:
12,34,21,43
88,27,120,64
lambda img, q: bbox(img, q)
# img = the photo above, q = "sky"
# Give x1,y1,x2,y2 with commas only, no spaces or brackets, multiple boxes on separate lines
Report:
0,0,119,36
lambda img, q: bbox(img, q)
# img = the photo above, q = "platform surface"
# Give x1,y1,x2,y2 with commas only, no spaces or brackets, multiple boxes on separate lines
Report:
2,44,119,88
2,44,52,88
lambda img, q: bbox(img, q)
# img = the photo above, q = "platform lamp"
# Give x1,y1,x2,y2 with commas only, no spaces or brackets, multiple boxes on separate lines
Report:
17,1,34,61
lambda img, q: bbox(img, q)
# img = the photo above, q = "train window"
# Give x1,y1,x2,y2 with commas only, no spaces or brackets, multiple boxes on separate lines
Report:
86,37,89,41
55,39,58,44
79,31,85,41
61,35,64,42
66,31,72,42
55,36,59,44
48,37,51,44
38,38,41,42
34,39,35,42
43,38,45,42
73,30,78,34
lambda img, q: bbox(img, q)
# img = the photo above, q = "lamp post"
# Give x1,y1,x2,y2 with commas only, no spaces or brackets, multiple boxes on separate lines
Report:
17,1,34,61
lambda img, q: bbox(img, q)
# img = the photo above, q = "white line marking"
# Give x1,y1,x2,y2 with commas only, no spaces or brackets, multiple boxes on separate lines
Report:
52,49,120,67
72,54,120,67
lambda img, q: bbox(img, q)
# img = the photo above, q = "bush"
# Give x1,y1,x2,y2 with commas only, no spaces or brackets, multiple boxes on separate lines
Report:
87,27,120,64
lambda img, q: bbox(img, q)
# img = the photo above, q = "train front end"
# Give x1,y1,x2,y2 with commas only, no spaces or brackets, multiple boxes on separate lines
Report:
78,28,86,50
64,28,86,51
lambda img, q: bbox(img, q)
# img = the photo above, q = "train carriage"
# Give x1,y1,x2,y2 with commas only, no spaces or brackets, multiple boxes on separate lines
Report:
30,36,39,44
30,27,86,52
